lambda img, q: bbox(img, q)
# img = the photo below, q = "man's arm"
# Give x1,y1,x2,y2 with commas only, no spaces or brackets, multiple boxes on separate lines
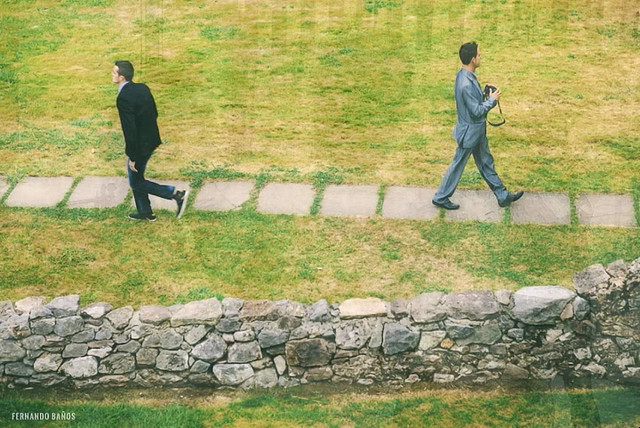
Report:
117,95,140,162
462,85,497,120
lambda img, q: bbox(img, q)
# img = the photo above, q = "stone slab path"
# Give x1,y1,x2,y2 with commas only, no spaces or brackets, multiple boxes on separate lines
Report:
194,181,254,212
1,176,637,227
68,176,129,209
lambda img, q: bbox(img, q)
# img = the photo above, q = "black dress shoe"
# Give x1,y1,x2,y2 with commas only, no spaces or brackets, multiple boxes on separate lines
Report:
498,191,524,207
432,199,460,210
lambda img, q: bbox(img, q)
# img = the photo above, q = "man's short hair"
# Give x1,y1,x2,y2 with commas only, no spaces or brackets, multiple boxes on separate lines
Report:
459,42,478,65
115,60,134,81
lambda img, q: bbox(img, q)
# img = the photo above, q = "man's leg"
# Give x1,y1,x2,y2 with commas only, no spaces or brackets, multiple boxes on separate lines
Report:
127,155,176,215
432,144,474,204
472,136,508,203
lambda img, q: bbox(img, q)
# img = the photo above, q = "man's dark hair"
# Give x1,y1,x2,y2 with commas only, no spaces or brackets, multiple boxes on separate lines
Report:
115,60,134,81
459,42,478,65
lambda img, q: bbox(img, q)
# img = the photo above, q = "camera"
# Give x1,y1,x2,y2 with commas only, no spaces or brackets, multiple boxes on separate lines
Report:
483,84,506,126
484,84,497,99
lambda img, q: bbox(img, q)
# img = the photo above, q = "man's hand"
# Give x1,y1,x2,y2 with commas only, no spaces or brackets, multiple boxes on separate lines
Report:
489,86,502,100
128,159,138,172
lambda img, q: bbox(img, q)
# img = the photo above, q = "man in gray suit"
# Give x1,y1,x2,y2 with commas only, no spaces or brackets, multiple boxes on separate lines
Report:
432,42,523,210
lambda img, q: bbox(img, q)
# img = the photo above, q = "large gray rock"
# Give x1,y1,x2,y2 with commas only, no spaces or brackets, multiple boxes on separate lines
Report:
14,296,46,315
212,363,254,385
5,362,34,377
156,350,189,371
98,353,136,374
190,360,211,373
191,334,227,362
88,347,112,359
336,319,373,350
285,339,335,367
216,317,242,333
308,299,331,322
254,367,278,388
222,297,244,313
0,301,16,321
142,329,183,349
184,325,210,345
63,343,89,358
258,328,289,348
105,306,134,329
5,314,30,338
60,356,98,378
54,316,84,337
139,305,171,325
338,298,387,319
228,341,262,363
382,323,419,355
573,264,610,297
31,318,55,335
419,331,447,350
71,329,95,343
81,302,114,319
29,305,52,320
240,300,281,322
170,299,223,327
136,348,159,367
456,320,503,345
444,291,499,320
34,353,63,372
444,319,476,339
21,335,46,350
513,286,575,325
409,292,446,323
46,295,80,317
116,340,141,354
573,297,590,320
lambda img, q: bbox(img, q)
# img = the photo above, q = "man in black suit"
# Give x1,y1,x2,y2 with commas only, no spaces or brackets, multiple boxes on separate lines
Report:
112,60,188,221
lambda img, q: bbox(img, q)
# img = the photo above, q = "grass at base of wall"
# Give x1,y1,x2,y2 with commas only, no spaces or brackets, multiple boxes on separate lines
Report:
0,385,638,427
1,205,639,307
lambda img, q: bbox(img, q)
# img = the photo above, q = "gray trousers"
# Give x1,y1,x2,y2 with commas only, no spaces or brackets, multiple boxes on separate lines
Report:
433,136,508,204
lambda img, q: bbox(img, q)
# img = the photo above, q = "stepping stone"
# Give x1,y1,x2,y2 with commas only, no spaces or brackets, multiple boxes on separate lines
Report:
576,194,636,227
131,180,191,212
511,193,570,225
5,176,74,208
320,184,379,217
258,183,315,215
67,176,129,208
193,181,254,211
445,190,505,223
382,186,439,220
0,176,8,199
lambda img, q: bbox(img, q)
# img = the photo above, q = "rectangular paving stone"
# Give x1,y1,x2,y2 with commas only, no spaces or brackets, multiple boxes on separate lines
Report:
6,176,74,208
131,180,191,212
577,194,636,227
511,192,570,225
193,181,254,211
320,184,379,217
444,190,505,223
68,176,129,208
0,176,9,199
382,186,438,220
258,183,315,215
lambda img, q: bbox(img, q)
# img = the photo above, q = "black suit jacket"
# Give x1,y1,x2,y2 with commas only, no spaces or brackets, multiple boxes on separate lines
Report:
116,82,162,162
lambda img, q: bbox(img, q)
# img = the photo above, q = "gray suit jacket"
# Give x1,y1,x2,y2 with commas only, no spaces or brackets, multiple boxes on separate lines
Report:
453,68,497,149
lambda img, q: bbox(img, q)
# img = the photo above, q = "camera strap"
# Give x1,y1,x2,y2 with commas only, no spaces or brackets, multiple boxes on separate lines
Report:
488,100,506,127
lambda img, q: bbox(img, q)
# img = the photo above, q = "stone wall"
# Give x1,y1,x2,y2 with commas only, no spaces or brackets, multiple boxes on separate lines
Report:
1,258,638,390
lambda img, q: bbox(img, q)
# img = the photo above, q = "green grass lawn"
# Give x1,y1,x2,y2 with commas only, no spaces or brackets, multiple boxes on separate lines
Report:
1,0,639,193
0,1,638,304
1,385,639,427
1,202,639,306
